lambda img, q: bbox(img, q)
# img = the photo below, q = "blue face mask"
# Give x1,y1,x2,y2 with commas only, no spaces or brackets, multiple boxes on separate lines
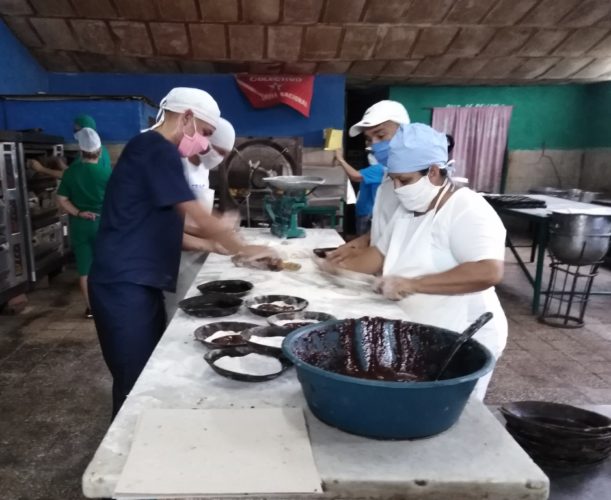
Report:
371,140,390,166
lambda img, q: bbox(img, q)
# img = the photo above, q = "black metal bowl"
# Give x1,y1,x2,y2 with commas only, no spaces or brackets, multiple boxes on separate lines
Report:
204,346,291,382
267,311,336,330
501,401,611,436
506,426,611,473
244,294,308,317
194,321,261,348
178,292,242,318
502,410,611,443
197,279,254,298
241,325,292,355
511,433,611,462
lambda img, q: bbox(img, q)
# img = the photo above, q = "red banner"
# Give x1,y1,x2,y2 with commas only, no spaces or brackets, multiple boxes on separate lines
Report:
235,74,314,117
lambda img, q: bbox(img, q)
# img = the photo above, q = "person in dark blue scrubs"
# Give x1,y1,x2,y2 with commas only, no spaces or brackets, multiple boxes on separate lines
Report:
89,88,272,417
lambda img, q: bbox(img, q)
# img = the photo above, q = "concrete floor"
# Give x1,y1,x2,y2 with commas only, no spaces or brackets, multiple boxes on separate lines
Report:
1,251,610,500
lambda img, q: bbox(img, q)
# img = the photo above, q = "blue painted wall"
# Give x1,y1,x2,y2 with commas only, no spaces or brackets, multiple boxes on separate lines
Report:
0,21,47,94
0,98,157,142
48,73,345,146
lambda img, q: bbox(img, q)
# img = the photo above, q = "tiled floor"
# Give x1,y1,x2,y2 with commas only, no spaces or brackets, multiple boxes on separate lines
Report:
0,252,610,499
488,251,611,407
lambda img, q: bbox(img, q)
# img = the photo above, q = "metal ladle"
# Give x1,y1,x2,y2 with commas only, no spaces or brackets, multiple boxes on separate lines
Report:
434,312,494,381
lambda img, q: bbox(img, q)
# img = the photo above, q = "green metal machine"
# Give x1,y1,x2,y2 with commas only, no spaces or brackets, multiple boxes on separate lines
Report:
263,176,325,239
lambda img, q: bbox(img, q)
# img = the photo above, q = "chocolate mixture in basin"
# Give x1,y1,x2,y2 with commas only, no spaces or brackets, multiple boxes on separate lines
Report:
300,317,450,382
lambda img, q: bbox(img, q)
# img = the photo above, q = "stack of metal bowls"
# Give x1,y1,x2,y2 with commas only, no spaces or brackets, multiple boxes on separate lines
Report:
501,401,611,473
548,211,611,265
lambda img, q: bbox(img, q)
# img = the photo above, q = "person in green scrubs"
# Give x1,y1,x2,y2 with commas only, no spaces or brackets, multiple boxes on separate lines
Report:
73,114,112,171
57,127,111,318
29,113,112,179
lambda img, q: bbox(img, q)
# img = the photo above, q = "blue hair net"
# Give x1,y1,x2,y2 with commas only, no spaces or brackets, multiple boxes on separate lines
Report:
387,123,449,174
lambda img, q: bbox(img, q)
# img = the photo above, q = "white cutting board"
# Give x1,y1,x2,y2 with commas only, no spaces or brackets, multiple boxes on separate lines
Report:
114,408,322,499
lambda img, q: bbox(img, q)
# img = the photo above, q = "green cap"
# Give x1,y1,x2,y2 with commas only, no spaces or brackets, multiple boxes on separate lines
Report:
74,114,96,130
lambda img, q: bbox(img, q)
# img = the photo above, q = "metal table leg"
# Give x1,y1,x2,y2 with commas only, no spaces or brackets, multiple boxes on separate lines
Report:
532,221,549,314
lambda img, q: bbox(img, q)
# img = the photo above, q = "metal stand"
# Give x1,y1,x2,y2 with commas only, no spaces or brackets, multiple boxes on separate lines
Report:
539,258,601,329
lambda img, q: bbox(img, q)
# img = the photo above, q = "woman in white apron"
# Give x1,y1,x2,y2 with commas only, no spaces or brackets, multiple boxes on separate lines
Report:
324,124,508,400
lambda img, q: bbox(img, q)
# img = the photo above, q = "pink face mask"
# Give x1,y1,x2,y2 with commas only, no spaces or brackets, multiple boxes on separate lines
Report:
177,118,209,158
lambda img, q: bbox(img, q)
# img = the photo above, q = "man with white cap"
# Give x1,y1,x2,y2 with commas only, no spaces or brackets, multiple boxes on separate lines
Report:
56,127,111,318
321,123,508,400
88,88,273,417
328,100,409,263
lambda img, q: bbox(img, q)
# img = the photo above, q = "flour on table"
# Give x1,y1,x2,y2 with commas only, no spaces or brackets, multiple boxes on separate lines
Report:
249,335,285,348
253,301,295,310
213,353,283,376
206,330,239,342
275,319,317,326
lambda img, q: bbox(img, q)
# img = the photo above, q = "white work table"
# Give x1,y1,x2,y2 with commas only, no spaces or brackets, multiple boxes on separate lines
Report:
82,228,549,500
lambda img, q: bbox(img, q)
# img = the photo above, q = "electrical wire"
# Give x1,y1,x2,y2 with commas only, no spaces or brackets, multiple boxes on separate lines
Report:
538,141,563,189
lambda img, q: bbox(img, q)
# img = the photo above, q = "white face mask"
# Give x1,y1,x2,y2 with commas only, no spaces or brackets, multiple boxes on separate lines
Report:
199,148,225,170
394,173,444,213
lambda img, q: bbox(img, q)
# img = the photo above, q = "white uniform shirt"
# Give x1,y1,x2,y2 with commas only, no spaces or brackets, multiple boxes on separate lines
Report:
370,177,400,246
377,187,506,265
376,188,508,362
183,158,214,214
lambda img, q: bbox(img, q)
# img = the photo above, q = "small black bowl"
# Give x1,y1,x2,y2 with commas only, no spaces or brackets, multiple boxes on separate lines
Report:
501,402,611,436
197,279,253,298
504,420,611,450
178,292,242,318
244,295,308,317
204,346,291,382
313,247,338,258
267,311,336,330
241,325,292,355
502,410,611,443
194,321,261,348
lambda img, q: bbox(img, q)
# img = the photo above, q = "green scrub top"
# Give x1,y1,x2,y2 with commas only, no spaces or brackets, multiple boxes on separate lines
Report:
100,145,112,171
57,157,111,213
57,158,111,275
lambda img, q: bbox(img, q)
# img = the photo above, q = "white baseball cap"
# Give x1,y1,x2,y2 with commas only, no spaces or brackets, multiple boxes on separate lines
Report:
75,127,101,153
349,100,410,137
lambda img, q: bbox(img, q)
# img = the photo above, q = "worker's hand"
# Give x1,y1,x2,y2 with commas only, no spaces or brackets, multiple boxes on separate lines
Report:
238,244,278,261
191,238,227,255
212,241,230,255
78,211,98,221
312,256,340,275
373,276,418,301
27,159,44,173
219,210,241,231
327,243,364,265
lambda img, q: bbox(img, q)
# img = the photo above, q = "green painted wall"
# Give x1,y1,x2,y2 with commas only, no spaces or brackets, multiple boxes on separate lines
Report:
389,85,592,150
585,82,611,148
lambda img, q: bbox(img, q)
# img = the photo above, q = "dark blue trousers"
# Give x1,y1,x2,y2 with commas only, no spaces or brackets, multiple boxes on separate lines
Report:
89,281,167,418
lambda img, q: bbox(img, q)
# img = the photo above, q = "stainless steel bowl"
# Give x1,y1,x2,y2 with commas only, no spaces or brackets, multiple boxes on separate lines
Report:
548,212,611,265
